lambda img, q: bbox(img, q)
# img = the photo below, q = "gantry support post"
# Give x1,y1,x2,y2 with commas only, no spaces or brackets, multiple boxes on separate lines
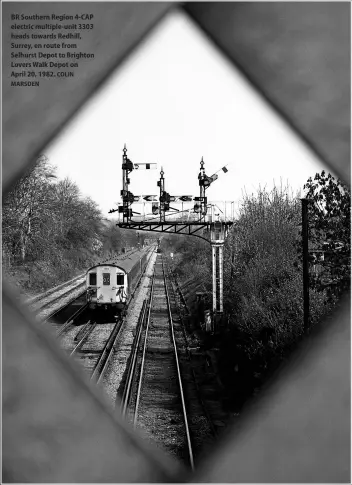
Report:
212,244,217,316
218,244,224,313
211,243,224,316
210,220,227,332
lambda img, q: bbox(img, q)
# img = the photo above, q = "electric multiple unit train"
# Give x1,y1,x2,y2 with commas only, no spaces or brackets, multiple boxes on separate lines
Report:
85,247,151,312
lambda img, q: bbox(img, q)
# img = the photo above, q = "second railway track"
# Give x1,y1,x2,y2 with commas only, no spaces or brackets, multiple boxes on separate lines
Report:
120,254,216,469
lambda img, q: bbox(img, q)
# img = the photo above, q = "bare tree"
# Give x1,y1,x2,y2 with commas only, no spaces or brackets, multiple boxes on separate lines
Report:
3,155,56,264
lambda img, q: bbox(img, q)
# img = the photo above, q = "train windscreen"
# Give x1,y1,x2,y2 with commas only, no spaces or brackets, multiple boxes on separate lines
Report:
116,274,124,285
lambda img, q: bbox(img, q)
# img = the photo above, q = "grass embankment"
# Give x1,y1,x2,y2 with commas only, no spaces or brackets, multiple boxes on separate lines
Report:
3,252,97,298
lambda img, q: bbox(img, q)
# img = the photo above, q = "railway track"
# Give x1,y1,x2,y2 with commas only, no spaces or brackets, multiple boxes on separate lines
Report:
120,255,215,469
43,291,87,322
62,250,152,381
26,273,85,305
53,248,155,381
31,282,86,312
36,247,225,458
36,248,226,466
63,317,125,381
41,290,88,341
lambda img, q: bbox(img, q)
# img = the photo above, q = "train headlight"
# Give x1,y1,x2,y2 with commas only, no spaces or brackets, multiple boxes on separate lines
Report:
87,287,97,300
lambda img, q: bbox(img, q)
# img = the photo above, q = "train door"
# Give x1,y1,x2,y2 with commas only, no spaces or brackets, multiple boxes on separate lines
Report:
100,267,115,303
116,272,127,304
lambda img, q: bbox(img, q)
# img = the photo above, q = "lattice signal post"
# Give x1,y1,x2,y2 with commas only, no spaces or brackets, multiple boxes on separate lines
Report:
109,145,234,327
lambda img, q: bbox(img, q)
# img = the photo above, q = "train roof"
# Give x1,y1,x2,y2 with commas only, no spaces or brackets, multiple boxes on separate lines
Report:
86,248,149,274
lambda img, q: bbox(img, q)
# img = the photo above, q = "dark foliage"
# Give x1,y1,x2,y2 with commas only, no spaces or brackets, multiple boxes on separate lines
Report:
304,171,350,298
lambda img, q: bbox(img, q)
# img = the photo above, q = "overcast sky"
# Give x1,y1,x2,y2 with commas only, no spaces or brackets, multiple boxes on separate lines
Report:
46,9,325,219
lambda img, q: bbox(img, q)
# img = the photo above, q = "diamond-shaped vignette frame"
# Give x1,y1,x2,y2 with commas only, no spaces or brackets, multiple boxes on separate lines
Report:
2,2,350,483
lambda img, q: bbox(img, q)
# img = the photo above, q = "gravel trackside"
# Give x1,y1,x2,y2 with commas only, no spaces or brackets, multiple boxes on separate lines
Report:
101,250,158,407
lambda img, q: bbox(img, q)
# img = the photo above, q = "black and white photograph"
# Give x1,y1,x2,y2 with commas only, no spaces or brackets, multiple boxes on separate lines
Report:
2,1,351,482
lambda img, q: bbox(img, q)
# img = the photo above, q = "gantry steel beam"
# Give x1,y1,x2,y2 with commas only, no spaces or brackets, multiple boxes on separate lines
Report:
118,221,233,242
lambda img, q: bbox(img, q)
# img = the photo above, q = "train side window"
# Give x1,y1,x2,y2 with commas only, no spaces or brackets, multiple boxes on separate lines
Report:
89,273,97,285
103,273,110,285
116,274,124,285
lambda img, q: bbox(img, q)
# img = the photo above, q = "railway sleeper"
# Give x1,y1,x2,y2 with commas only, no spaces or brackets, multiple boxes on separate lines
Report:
147,347,174,354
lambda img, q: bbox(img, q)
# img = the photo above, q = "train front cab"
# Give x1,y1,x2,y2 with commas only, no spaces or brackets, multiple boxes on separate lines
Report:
86,265,128,311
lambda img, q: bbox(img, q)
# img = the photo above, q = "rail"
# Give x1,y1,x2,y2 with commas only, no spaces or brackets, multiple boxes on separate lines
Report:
123,257,195,469
162,257,195,470
90,317,124,384
34,284,86,312
42,294,87,325
165,263,218,439
26,273,85,304
120,300,148,417
132,268,155,426
70,320,97,356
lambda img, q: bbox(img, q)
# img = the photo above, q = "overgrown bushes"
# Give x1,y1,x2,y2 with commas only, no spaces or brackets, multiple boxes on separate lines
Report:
221,185,340,403
224,186,333,346
167,181,348,411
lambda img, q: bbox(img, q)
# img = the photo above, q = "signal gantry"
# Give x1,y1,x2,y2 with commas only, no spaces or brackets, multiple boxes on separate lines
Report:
109,145,235,326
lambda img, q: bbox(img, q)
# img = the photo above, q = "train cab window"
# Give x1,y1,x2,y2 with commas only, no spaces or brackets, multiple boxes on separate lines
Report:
89,273,97,285
103,273,110,285
116,274,124,285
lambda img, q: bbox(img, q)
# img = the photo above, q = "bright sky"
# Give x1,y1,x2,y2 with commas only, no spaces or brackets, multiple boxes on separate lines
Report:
46,10,324,219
